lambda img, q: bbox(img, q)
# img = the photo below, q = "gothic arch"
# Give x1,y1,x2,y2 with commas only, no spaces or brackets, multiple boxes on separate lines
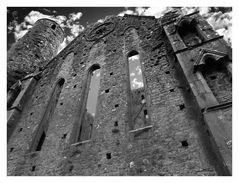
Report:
175,16,204,47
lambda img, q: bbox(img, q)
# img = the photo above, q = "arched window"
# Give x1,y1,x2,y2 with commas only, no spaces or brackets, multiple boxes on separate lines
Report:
128,51,144,90
177,18,204,47
127,51,149,130
30,78,65,151
201,57,232,104
77,64,101,142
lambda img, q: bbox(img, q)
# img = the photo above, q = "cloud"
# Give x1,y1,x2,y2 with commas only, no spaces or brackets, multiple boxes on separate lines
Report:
96,72,100,77
206,11,232,46
135,66,142,75
130,72,136,77
118,9,136,17
8,10,85,52
69,12,82,21
97,19,104,23
128,55,139,61
131,78,144,89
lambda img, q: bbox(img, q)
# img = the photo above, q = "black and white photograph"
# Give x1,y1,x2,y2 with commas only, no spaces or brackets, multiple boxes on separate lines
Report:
3,0,237,180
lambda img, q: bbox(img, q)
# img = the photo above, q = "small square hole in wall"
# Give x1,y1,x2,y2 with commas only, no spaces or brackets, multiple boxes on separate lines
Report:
106,153,112,159
169,88,175,92
112,128,120,133
144,110,148,115
165,71,170,74
10,147,14,152
105,89,110,93
141,94,145,100
110,72,113,76
31,166,36,172
210,75,217,80
178,104,185,110
69,165,74,172
181,140,188,147
62,133,67,139
51,24,56,30
115,104,119,108
114,121,118,127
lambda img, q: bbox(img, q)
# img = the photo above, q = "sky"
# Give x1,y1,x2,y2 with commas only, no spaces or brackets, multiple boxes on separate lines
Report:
7,7,232,115
7,7,232,51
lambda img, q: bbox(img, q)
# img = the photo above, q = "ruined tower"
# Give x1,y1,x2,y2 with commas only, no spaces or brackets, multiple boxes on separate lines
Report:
7,18,64,91
7,9,232,176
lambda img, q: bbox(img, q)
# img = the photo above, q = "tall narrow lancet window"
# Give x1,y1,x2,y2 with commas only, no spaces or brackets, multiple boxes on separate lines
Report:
127,51,148,130
78,64,101,142
128,52,144,90
30,78,65,152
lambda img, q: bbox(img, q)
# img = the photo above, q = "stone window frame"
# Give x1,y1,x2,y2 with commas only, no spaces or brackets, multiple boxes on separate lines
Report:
126,50,152,133
28,77,65,152
175,16,207,48
193,49,232,107
70,63,101,144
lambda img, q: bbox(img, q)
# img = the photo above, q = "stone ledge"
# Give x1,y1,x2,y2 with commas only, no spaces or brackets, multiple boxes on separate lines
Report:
71,140,91,147
129,125,153,136
202,101,232,113
175,36,224,54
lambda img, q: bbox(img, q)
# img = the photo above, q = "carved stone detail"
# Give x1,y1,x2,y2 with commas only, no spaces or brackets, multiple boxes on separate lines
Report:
85,22,115,41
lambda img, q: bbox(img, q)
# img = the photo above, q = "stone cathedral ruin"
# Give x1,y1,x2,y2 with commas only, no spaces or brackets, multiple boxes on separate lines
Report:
7,9,232,176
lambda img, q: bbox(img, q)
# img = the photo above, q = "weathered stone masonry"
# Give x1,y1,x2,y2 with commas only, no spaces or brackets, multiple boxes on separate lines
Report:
7,10,232,176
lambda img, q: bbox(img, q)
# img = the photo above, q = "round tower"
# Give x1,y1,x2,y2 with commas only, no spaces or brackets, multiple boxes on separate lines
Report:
7,18,65,90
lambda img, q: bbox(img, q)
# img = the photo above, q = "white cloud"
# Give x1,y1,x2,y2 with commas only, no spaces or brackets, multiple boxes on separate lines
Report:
118,9,136,17
97,19,104,23
96,72,100,77
130,72,136,77
128,55,139,61
206,11,232,46
132,78,144,89
14,29,28,40
135,66,142,75
69,12,83,21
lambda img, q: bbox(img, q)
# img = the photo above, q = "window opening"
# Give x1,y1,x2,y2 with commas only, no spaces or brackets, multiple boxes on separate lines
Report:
77,65,101,142
30,78,65,151
178,19,204,47
35,131,46,151
128,52,144,90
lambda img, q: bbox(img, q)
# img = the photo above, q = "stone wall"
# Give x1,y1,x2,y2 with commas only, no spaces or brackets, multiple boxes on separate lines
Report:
7,11,232,176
